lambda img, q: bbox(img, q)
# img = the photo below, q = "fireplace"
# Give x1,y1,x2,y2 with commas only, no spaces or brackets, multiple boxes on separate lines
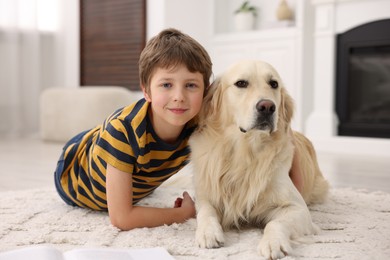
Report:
305,0,390,156
336,19,390,138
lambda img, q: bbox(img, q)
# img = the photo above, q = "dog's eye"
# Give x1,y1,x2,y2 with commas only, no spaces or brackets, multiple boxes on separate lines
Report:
234,80,249,88
269,80,278,89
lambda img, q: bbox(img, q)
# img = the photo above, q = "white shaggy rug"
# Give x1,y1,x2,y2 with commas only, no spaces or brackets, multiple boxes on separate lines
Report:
1,170,390,259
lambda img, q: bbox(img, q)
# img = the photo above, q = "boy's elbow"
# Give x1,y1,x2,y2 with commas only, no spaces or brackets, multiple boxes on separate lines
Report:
110,218,126,231
109,212,135,231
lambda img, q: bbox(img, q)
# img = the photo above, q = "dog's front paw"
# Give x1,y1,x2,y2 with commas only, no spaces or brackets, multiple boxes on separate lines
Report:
258,223,292,259
258,236,292,259
196,217,224,248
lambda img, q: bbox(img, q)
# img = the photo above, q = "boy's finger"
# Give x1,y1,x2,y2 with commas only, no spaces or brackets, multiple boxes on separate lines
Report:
183,191,190,198
174,197,183,208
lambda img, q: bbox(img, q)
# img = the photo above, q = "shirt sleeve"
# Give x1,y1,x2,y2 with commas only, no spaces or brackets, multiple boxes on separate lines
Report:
94,118,137,174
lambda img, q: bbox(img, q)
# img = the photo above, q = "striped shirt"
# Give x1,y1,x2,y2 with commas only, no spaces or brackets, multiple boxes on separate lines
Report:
57,98,195,210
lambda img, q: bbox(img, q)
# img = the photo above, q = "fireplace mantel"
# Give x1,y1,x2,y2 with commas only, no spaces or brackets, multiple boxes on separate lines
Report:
305,0,390,156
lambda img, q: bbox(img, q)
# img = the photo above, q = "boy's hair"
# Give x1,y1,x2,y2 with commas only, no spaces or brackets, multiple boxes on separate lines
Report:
139,28,212,95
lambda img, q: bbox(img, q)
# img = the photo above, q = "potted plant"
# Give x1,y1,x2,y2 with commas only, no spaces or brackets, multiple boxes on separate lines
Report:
234,1,257,32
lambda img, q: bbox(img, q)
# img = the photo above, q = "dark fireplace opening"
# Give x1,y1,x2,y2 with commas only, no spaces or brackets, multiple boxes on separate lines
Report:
336,19,390,138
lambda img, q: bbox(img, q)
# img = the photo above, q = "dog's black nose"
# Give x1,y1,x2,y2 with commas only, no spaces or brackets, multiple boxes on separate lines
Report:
256,100,276,115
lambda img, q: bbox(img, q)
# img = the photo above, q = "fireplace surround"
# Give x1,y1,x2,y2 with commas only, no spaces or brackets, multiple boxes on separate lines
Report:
306,0,390,156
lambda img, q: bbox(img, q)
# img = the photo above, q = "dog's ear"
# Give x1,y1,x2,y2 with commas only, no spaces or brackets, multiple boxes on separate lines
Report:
198,77,223,124
280,87,294,124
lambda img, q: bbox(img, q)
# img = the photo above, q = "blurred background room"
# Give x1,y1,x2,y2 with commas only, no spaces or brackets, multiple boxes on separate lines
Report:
0,0,389,192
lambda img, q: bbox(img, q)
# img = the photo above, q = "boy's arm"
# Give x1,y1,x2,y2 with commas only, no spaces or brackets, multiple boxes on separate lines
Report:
106,164,196,231
288,128,304,194
289,143,304,195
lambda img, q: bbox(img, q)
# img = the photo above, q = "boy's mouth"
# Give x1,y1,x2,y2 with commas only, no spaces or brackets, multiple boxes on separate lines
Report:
169,108,187,114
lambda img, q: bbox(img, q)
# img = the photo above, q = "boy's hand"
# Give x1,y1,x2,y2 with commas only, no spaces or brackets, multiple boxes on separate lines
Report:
174,197,183,208
174,192,196,219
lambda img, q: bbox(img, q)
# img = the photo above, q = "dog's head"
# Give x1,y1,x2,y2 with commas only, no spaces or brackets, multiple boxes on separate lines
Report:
199,60,294,134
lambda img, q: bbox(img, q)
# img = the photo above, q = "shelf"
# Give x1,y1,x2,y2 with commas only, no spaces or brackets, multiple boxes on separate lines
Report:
213,0,299,35
212,26,299,43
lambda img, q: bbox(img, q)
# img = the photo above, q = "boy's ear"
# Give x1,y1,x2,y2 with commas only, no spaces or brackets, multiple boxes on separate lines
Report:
141,85,152,102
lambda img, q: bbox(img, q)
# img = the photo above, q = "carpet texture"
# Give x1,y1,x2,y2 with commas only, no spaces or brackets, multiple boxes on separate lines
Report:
1,172,389,260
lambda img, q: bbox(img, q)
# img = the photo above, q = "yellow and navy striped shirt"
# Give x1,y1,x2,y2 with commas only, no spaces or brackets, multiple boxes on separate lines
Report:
57,98,195,210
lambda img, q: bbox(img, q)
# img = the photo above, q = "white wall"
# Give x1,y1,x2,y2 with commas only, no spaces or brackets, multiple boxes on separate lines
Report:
60,0,79,88
146,0,212,50
42,0,80,89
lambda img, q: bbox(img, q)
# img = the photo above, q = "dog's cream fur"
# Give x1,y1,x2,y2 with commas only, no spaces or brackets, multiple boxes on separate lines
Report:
189,60,329,259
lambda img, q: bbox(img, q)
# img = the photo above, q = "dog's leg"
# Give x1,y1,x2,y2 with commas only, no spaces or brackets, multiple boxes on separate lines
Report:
259,220,292,259
258,204,316,259
195,199,225,248
257,179,317,259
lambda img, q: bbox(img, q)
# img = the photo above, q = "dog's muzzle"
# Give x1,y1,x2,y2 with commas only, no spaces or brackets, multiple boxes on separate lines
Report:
256,99,276,116
255,99,276,132
239,99,276,134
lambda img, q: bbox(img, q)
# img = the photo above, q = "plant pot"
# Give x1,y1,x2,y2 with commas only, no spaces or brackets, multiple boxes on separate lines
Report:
234,12,255,32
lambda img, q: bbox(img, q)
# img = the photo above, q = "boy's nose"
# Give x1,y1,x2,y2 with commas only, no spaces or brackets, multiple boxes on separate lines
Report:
173,88,185,102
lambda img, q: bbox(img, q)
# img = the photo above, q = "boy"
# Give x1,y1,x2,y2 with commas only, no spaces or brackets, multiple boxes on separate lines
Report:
54,28,211,230
54,28,303,231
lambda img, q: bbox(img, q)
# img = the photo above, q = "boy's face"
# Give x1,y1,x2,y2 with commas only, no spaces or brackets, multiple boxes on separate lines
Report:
142,64,204,138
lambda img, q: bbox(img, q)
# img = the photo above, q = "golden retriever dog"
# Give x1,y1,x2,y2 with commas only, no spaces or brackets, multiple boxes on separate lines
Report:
189,60,329,259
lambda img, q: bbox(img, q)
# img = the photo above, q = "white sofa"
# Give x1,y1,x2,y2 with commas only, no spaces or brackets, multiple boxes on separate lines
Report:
40,86,144,142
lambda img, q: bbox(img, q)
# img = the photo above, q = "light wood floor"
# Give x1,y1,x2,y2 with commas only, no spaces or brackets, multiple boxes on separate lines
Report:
1,137,389,193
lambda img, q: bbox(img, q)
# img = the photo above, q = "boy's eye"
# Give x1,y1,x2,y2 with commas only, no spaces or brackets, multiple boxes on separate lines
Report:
162,83,171,88
186,83,197,89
